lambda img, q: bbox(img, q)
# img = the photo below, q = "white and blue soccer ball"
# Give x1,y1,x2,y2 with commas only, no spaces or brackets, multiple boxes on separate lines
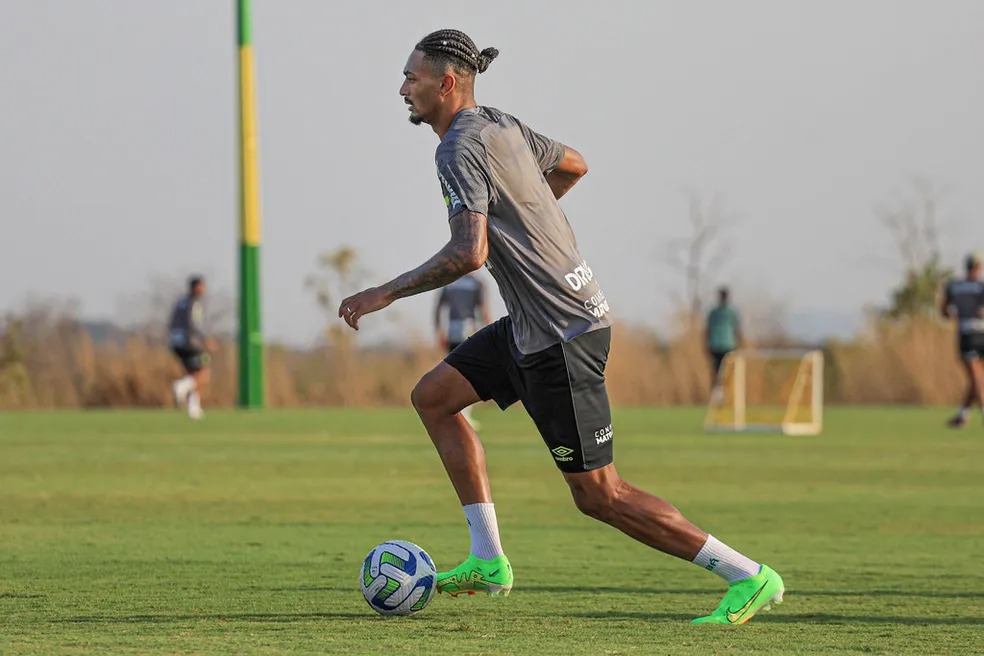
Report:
360,540,437,616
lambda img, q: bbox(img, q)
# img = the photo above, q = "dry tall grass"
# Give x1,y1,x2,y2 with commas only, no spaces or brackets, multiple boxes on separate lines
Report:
825,316,963,404
0,306,969,409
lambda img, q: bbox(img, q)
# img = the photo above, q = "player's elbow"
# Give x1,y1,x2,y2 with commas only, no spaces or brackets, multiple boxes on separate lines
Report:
573,156,588,179
562,147,588,179
463,240,488,272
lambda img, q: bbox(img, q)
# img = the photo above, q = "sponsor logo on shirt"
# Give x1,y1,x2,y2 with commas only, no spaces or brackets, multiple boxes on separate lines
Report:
564,261,594,291
583,290,610,319
438,170,462,210
564,261,610,319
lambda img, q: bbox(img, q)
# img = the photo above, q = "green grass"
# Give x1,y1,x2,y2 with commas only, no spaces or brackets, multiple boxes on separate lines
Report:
0,406,982,655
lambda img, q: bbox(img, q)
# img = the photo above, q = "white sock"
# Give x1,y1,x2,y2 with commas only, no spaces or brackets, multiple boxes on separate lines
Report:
462,503,504,560
958,407,969,419
461,405,473,421
692,535,761,584
187,391,202,415
173,375,196,397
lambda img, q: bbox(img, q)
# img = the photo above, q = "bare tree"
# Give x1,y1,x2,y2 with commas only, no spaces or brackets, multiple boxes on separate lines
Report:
738,288,790,347
662,190,739,326
877,177,948,275
875,178,953,318
305,247,371,318
304,246,378,345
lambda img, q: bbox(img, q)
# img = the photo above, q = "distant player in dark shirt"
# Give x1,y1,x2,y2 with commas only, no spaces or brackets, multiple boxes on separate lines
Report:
941,253,984,427
168,276,217,419
337,29,783,624
435,273,491,428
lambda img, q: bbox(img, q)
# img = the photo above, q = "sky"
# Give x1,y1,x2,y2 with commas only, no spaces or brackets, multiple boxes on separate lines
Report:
3,0,983,346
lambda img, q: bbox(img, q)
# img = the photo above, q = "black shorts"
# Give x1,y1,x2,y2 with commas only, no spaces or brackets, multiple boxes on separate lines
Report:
709,349,732,375
958,334,984,362
172,346,208,374
445,317,613,473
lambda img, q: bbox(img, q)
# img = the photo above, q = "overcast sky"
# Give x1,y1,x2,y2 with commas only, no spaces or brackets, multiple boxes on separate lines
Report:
3,0,983,345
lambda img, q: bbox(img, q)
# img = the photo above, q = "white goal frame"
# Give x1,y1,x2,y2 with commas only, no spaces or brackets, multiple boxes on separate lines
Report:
704,349,824,436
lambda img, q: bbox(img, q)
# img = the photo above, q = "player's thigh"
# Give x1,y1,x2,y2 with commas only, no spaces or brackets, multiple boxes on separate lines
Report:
968,336,984,382
519,328,613,473
710,350,727,374
442,317,521,411
958,335,982,372
173,347,204,374
412,362,482,414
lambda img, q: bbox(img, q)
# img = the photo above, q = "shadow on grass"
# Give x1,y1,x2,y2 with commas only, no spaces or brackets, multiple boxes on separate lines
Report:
52,612,376,624
521,585,983,600
55,610,982,628
573,611,983,626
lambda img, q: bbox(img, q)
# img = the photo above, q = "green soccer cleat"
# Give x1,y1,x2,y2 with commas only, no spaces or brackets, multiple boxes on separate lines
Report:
692,564,785,625
437,554,513,597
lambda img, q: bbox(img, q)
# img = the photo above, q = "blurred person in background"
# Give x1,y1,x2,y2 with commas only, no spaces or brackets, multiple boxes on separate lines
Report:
705,286,743,391
434,272,491,429
941,253,984,428
168,276,217,419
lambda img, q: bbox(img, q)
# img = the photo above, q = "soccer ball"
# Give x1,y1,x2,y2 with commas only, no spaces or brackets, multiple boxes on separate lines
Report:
360,540,437,616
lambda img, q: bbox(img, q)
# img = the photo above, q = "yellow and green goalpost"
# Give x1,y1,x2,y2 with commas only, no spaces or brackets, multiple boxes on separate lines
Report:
237,0,264,408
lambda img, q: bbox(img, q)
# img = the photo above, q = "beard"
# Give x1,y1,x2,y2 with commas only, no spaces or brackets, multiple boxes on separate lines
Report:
406,100,427,126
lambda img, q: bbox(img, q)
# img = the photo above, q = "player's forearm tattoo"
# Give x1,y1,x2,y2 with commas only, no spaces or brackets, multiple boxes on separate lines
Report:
384,213,488,301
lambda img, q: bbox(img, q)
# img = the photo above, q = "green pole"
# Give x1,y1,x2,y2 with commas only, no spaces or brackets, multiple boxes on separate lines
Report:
237,0,264,408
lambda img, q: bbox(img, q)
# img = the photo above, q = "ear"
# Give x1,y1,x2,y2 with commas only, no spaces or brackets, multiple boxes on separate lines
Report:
440,73,457,98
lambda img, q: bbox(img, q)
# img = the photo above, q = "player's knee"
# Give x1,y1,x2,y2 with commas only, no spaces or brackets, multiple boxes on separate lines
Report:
410,370,447,416
569,476,625,521
409,377,433,414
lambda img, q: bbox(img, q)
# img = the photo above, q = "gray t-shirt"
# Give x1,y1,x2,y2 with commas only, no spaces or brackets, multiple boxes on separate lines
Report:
944,278,984,334
438,275,485,343
435,106,611,354
168,294,207,350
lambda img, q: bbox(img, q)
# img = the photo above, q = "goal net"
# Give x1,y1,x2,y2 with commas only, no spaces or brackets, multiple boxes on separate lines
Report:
705,349,823,435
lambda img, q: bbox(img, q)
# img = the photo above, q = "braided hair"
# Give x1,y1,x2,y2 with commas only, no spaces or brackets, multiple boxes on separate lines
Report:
415,29,499,77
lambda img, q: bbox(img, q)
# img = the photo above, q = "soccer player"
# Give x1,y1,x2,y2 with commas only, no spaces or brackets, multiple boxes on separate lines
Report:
338,29,784,624
706,286,742,388
168,276,217,420
434,272,491,429
941,253,984,427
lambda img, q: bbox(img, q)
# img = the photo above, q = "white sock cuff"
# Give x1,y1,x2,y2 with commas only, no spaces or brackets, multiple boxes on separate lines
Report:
462,503,504,560
693,535,761,584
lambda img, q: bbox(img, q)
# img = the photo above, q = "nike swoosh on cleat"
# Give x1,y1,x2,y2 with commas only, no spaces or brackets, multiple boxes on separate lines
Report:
488,569,500,578
726,581,769,624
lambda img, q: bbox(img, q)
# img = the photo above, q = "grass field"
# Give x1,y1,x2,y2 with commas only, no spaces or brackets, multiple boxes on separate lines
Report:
1,406,982,655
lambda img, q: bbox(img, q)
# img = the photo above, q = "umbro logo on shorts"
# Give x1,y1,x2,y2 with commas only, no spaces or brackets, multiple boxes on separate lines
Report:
551,446,574,462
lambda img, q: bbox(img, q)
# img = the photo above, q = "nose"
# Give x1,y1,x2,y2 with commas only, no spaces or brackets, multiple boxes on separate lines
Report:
399,80,409,97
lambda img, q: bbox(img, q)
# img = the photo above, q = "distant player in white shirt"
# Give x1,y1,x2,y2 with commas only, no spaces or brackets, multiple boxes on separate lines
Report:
434,273,491,428
941,253,984,427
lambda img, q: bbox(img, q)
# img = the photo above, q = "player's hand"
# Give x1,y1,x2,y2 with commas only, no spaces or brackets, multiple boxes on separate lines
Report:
338,287,393,331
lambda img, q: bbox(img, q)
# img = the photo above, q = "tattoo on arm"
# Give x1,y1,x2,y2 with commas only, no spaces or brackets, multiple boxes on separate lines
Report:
384,212,488,301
